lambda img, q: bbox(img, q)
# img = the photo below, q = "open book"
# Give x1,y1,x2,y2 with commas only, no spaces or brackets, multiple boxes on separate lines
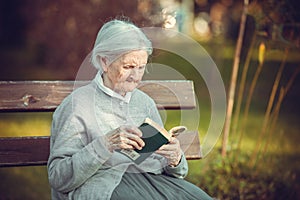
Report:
119,118,186,164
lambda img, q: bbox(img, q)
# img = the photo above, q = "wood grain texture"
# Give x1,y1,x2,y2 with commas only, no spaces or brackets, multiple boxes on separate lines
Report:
0,132,201,167
0,80,196,112
0,137,50,167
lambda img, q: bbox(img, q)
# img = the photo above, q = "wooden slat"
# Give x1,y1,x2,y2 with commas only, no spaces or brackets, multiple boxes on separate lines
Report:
0,80,196,112
0,137,50,167
0,133,201,167
138,81,196,110
177,131,202,160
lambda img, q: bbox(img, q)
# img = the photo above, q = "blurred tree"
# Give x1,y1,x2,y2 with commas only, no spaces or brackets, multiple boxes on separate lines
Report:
222,0,300,157
249,0,300,48
0,0,159,80
21,0,155,78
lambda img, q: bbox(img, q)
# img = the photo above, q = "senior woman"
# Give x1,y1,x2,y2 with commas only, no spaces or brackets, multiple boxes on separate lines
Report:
47,19,213,200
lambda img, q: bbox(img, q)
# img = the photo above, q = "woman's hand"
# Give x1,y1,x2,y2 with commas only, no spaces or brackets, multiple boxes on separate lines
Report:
106,125,145,152
156,137,182,167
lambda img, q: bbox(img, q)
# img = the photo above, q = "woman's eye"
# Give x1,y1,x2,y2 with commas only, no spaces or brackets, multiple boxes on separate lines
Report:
123,65,146,70
123,65,132,69
139,65,145,70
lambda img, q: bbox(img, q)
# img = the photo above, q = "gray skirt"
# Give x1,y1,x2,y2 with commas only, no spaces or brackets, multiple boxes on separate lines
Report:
111,171,213,200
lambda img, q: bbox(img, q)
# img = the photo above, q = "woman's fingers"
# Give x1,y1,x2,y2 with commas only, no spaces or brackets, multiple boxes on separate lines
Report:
120,126,145,149
107,125,145,151
120,126,143,137
156,137,182,166
121,133,144,150
157,137,179,151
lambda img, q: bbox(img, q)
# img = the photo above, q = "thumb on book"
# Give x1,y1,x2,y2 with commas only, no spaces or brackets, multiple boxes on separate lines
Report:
169,126,187,137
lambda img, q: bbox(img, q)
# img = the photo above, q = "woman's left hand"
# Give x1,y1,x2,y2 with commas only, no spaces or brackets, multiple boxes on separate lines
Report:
156,137,182,167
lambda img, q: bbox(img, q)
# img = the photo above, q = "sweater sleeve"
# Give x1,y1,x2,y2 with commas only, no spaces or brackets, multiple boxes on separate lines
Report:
47,94,112,193
163,154,189,178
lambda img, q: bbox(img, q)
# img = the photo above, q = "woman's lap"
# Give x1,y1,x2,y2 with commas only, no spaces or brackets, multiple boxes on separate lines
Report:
111,172,212,200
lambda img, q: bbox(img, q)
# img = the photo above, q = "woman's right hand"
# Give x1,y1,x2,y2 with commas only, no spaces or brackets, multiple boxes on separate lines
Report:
106,125,145,152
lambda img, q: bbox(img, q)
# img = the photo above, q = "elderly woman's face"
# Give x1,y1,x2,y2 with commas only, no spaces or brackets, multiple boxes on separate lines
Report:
102,50,148,95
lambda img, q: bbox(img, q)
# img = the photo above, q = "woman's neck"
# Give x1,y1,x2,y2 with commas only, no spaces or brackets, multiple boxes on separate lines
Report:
102,74,126,96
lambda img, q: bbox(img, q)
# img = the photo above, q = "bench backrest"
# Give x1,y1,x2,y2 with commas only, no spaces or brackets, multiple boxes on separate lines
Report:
0,80,201,167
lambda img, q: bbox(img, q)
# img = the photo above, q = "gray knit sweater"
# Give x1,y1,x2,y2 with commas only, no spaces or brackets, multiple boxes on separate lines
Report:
47,74,188,199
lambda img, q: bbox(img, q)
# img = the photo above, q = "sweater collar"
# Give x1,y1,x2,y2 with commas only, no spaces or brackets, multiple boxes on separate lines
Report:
93,72,132,103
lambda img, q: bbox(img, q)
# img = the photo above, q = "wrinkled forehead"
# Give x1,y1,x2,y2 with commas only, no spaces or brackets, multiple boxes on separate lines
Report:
119,50,148,65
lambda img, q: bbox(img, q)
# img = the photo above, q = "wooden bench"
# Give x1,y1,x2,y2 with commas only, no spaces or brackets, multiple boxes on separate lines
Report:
0,80,201,167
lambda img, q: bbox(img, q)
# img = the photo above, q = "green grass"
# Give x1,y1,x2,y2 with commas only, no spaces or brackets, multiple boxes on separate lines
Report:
0,112,52,137
0,166,50,200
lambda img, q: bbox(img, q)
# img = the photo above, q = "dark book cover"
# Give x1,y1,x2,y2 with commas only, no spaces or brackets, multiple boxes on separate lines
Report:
119,118,171,164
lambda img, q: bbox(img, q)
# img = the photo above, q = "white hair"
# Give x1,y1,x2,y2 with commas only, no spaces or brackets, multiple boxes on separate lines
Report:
91,19,153,72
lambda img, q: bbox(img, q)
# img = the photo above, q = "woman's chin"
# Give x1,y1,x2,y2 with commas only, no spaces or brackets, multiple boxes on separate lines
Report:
124,87,136,93
115,87,136,96
115,82,139,95
124,83,139,92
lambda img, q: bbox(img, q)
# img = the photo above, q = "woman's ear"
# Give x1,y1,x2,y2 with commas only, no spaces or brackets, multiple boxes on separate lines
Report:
99,56,109,72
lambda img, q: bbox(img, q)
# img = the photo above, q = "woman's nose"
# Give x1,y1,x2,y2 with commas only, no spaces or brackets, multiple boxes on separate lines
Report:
129,68,140,78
